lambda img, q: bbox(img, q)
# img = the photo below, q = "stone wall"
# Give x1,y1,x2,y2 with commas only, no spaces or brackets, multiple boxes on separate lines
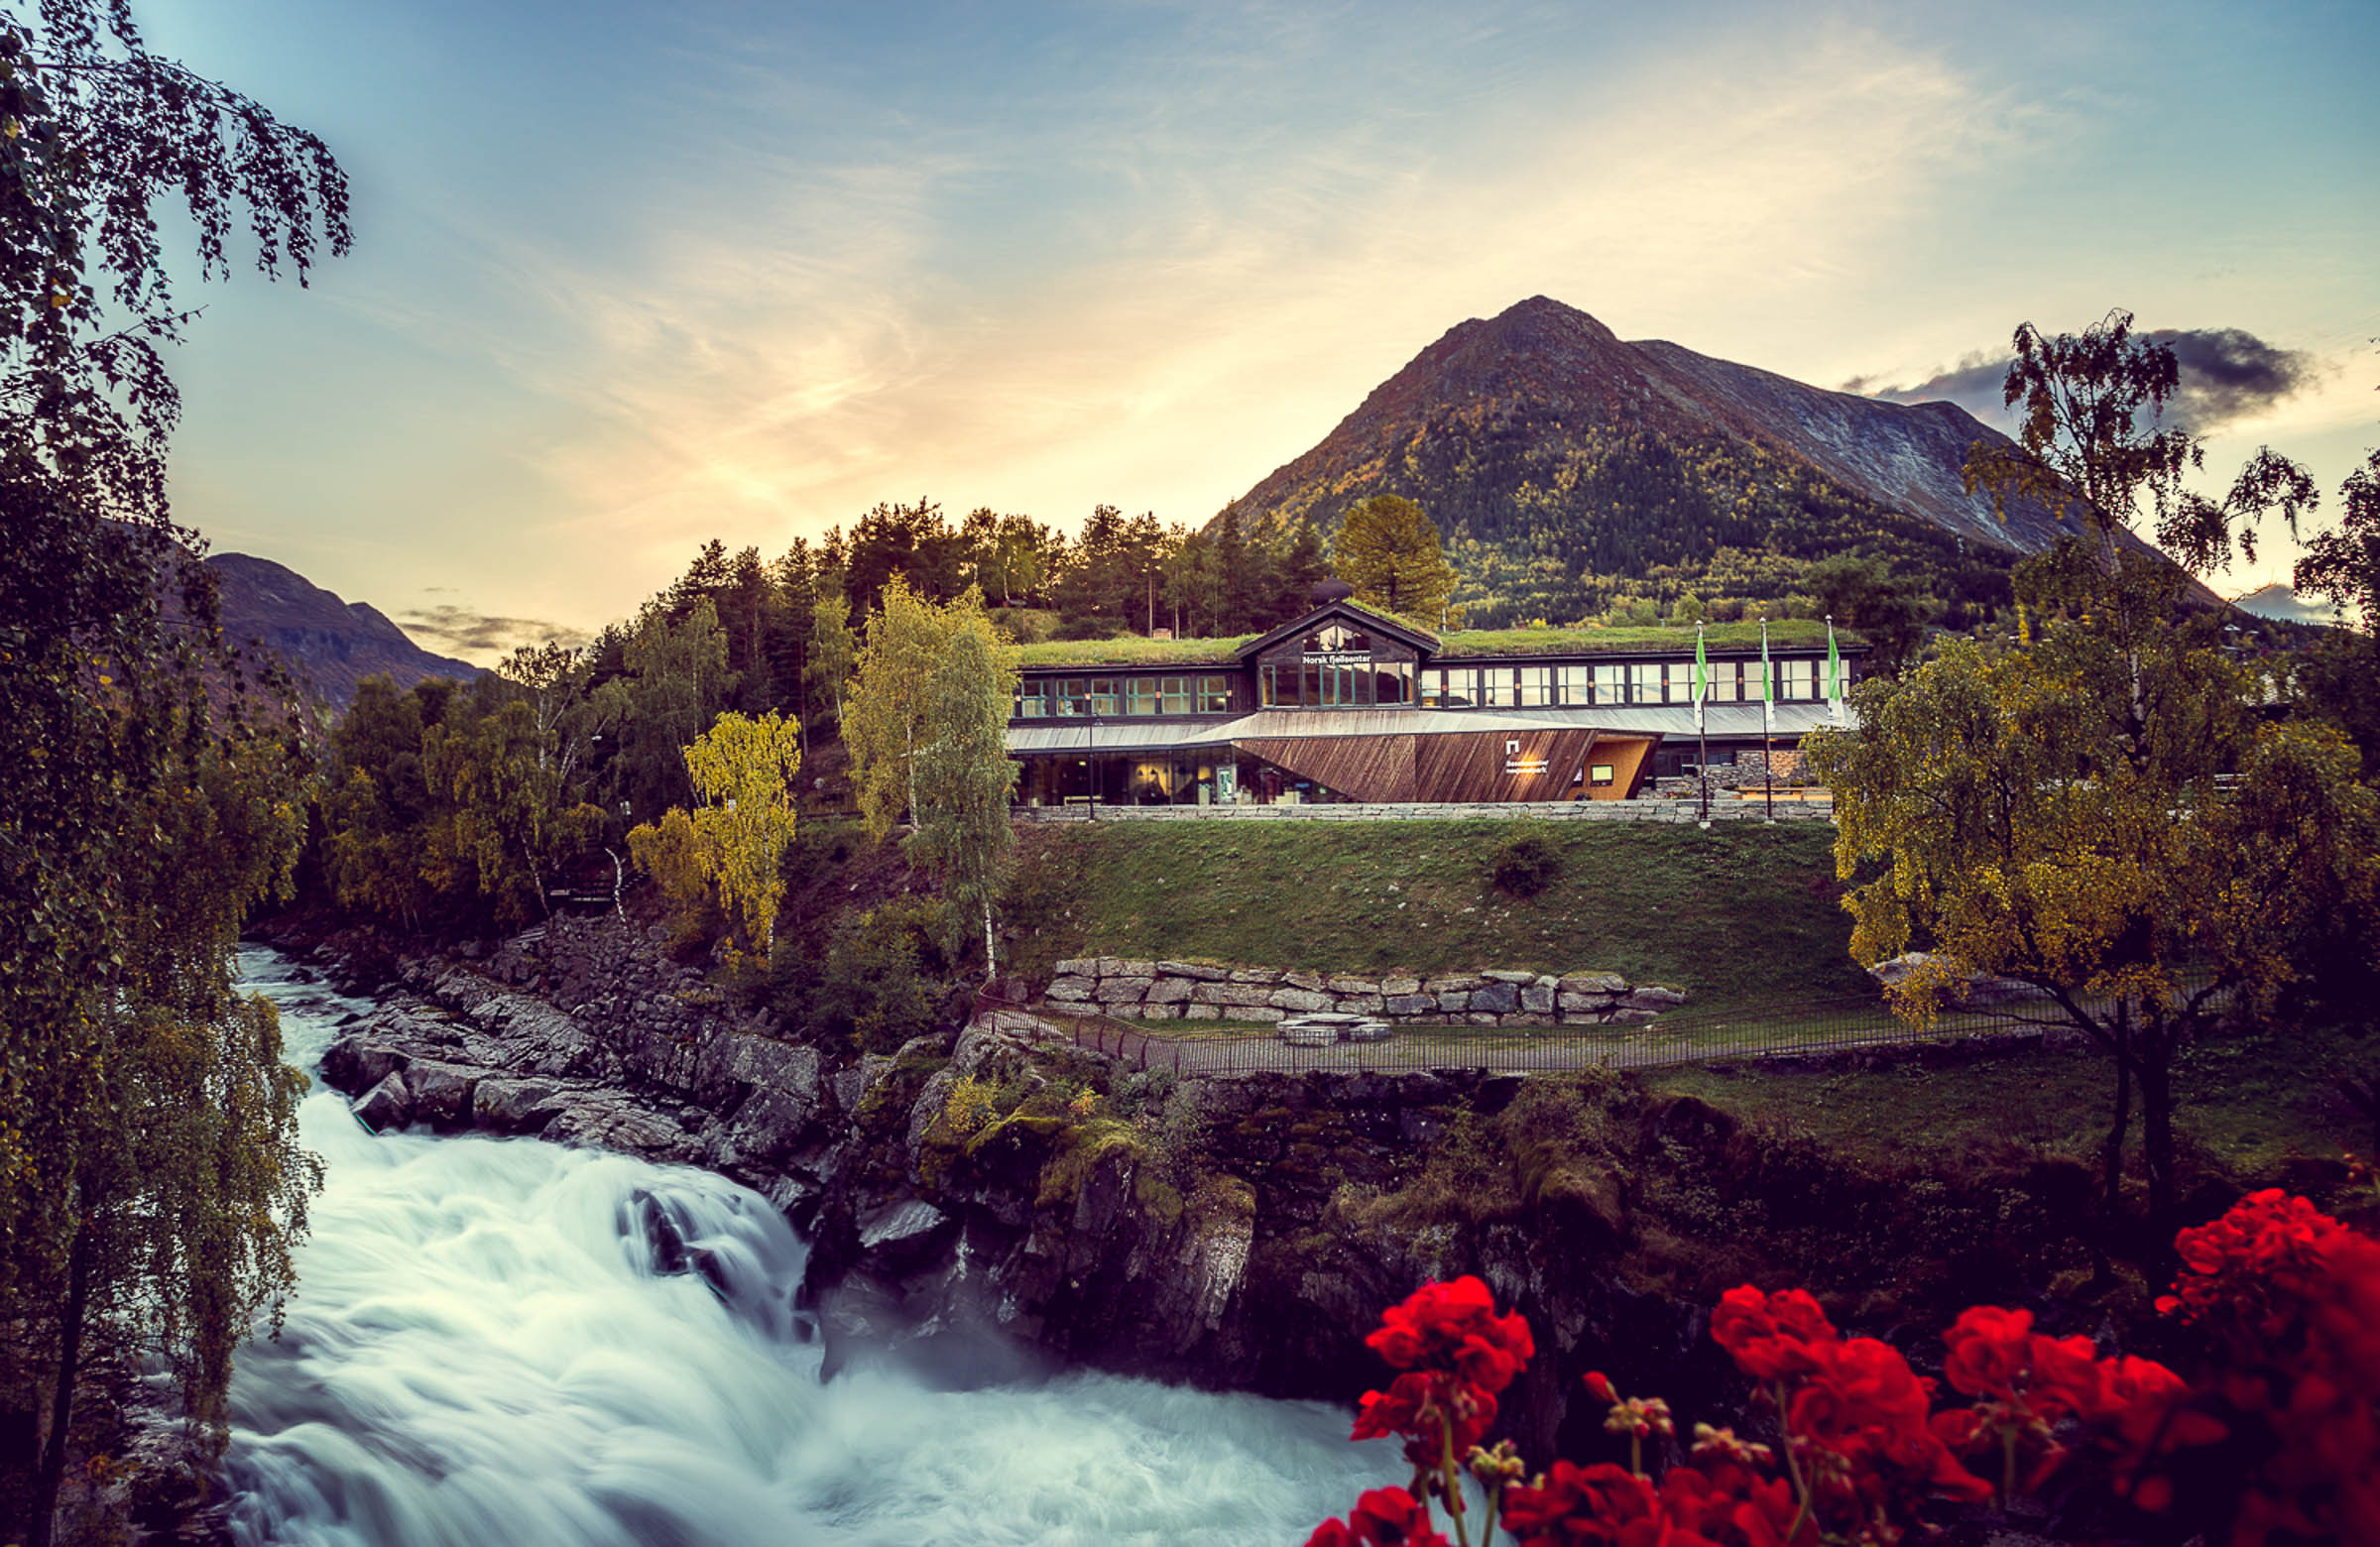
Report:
1042,956,1687,1028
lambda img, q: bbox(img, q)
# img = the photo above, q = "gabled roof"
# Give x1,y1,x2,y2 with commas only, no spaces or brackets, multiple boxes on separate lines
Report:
1232,598,1443,662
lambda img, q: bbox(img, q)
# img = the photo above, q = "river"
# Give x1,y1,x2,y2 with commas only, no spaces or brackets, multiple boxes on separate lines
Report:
223,948,1385,1545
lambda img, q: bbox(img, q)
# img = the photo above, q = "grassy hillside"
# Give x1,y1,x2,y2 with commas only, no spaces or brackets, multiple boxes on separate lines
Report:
1003,819,1866,1012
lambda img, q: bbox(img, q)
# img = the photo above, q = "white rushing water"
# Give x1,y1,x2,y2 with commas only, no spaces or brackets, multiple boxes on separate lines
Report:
227,948,1386,1546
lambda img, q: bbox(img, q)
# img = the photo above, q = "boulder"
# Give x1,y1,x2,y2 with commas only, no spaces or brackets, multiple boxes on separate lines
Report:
1424,974,1486,995
1047,975,1098,1002
319,1037,411,1094
1052,957,1098,979
1098,957,1155,979
1607,1008,1660,1024
1270,987,1335,1012
351,1071,412,1131
1325,975,1380,995
1620,985,1689,1010
1180,1004,1220,1019
1277,1019,1341,1047
1384,994,1436,1017
1138,1003,1181,1021
1142,978,1193,1004
1470,982,1521,1013
1559,972,1628,995
1519,984,1556,1013
1435,990,1473,1012
1095,978,1153,1005
1194,982,1276,1008
404,1060,482,1129
1558,990,1617,1012
1481,969,1538,985
472,1077,562,1133
1157,960,1228,981
1378,977,1423,997
1282,969,1328,992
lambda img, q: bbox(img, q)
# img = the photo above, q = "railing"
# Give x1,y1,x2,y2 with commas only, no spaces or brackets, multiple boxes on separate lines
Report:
973,985,2080,1080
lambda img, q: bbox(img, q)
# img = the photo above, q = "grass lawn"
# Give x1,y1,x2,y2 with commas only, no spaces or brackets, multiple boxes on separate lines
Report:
1644,1017,2376,1186
1007,818,1867,1012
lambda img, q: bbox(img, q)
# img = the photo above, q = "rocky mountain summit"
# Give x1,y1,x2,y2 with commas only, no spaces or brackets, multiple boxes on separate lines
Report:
1214,296,2115,625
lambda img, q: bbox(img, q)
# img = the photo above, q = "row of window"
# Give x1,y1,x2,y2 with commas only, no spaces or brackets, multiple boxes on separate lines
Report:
1257,660,1415,708
1014,674,1237,718
1012,658,1840,718
1421,658,1833,708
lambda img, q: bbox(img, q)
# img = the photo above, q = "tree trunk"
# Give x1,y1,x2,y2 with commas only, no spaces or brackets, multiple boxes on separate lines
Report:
2094,1004,2134,1283
2138,1021,2180,1245
26,1214,93,1547
981,895,998,987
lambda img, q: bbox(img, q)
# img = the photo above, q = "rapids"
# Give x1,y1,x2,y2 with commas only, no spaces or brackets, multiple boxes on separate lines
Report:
224,948,1384,1545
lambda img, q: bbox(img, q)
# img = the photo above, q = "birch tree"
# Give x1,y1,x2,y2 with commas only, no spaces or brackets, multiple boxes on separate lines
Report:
684,710,801,957
844,582,1020,976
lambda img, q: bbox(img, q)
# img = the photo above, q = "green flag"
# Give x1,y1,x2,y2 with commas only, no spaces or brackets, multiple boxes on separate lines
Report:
1758,621,1771,706
1694,625,1708,734
1826,618,1844,724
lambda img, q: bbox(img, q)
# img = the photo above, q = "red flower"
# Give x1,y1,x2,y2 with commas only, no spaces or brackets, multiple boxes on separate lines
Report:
1710,1286,1837,1381
1305,1487,1452,1547
1503,1460,1707,1547
1366,1276,1535,1395
1352,1369,1498,1460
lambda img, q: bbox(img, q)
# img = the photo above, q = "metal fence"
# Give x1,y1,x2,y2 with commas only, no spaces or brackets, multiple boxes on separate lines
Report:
975,988,2078,1080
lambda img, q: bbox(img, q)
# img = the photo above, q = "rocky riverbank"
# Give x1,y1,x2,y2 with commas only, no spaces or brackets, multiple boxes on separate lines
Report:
286,912,1751,1455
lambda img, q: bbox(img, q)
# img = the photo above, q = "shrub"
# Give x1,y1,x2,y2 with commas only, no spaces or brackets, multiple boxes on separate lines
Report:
1490,831,1561,898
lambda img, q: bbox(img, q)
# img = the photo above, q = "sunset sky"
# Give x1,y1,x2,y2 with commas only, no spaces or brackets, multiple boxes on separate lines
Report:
144,0,2378,662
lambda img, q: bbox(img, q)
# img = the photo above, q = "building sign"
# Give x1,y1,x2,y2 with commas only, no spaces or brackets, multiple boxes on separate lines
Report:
1300,651,1371,666
1503,738,1547,776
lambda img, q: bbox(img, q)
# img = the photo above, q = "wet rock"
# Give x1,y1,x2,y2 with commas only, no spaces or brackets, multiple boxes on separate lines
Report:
404,1060,483,1129
472,1077,563,1133
351,1071,412,1131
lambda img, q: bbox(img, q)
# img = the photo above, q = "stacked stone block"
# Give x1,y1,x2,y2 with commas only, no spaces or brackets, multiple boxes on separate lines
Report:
1041,957,1687,1028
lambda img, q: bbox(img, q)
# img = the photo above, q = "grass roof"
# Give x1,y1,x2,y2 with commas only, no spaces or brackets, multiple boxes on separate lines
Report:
1012,618,1853,669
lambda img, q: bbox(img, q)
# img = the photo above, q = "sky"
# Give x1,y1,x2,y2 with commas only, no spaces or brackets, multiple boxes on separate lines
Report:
137,0,2379,663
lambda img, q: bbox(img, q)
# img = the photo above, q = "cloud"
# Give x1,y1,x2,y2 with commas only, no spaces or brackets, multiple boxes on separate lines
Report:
446,16,2052,573
1856,327,2317,433
396,605,593,663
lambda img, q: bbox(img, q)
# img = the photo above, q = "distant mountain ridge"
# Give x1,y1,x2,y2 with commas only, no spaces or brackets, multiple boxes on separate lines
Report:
1214,297,2131,626
207,551,478,708
2230,582,2344,628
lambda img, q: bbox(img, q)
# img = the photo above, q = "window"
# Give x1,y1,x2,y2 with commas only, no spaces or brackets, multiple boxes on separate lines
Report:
1709,660,1740,702
1779,658,1818,700
1161,675,1192,715
1423,666,1479,709
1374,660,1412,704
1482,667,1517,707
1665,660,1697,703
1589,764,1616,787
1628,663,1660,704
1556,665,1593,705
1055,678,1085,715
1517,666,1553,706
1198,673,1233,712
1089,678,1119,716
1259,663,1290,707
1013,682,1046,719
1127,677,1160,715
1593,664,1623,705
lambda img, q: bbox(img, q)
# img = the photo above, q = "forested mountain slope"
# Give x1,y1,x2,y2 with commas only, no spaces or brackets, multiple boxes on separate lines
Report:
1214,297,2107,627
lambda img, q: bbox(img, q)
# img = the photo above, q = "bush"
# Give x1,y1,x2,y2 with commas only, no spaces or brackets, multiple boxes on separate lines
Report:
1491,830,1561,898
816,894,956,1053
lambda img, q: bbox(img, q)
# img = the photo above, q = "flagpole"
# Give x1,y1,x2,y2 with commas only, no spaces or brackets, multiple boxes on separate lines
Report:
1695,621,1710,829
1761,619,1774,825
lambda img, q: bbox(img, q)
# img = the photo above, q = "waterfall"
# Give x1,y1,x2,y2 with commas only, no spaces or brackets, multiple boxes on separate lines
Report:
224,949,1382,1545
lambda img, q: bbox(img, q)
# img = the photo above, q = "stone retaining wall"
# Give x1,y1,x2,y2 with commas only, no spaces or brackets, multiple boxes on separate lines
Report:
1042,956,1688,1028
1015,798,1830,823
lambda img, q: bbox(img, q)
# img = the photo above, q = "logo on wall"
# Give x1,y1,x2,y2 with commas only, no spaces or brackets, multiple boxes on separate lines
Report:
1502,738,1548,776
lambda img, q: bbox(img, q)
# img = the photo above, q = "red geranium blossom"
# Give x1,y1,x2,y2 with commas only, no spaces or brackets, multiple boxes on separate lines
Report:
1306,1487,1453,1547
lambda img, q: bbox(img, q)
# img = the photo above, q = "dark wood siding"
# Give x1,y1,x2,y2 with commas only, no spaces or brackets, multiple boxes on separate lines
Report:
1239,728,1613,803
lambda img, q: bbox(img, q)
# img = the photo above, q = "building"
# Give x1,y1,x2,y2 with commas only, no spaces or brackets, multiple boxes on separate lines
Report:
1006,592,1860,808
